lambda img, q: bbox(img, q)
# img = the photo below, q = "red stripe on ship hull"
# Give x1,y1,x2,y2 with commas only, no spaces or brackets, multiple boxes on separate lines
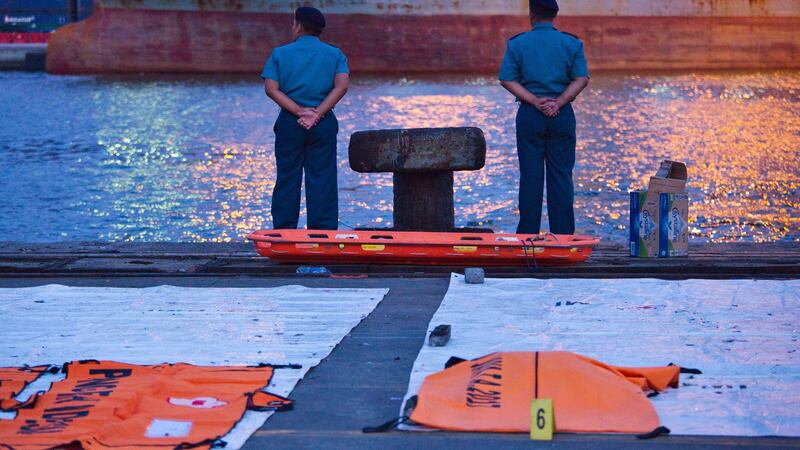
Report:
46,7,800,73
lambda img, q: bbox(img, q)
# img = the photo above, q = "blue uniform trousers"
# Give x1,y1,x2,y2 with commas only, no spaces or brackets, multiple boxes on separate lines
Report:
515,103,576,235
272,109,339,230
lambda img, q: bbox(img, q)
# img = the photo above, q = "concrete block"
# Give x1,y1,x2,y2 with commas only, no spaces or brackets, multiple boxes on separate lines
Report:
464,268,485,284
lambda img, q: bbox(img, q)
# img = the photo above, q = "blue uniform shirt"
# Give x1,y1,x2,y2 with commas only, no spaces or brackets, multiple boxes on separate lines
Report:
498,22,589,98
261,35,349,107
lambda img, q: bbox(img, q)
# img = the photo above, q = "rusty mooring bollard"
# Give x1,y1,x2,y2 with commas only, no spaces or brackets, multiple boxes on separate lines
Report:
348,127,486,231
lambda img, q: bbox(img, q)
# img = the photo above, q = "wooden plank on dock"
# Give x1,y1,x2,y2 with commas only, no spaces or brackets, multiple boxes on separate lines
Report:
0,242,797,278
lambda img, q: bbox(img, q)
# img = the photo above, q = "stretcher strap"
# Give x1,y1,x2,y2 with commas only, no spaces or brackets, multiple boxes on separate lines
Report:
521,238,539,272
534,351,540,399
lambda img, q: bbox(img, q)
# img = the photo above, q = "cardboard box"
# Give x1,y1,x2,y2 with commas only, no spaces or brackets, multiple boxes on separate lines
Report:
649,160,687,195
659,193,689,257
629,190,660,257
629,160,689,258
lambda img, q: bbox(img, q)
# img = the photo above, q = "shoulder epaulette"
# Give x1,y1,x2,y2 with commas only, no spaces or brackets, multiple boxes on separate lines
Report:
508,32,525,41
561,31,581,40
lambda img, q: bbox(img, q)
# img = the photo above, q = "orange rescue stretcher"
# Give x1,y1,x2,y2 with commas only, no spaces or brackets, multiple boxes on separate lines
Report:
247,229,600,266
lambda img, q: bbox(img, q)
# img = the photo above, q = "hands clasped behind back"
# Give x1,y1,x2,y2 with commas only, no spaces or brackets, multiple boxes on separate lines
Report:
534,97,560,117
297,107,322,129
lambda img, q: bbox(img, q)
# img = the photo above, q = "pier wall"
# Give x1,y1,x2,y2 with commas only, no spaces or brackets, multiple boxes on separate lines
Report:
46,0,800,73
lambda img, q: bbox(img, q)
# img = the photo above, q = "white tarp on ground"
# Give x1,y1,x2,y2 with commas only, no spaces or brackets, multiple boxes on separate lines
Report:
0,284,388,448
402,274,800,436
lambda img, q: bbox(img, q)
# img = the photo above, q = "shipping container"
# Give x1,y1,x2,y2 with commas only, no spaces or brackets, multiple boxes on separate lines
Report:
1,13,69,32
0,1,71,13
77,0,92,20
0,1,92,40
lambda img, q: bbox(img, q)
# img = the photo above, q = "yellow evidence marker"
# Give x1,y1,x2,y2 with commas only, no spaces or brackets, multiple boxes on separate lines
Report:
530,398,554,440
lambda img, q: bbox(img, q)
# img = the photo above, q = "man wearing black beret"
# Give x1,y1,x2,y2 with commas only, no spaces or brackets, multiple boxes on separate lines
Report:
499,0,589,235
261,7,349,230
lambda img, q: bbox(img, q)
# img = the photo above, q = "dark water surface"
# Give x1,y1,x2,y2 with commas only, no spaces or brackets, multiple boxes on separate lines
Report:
1,71,798,242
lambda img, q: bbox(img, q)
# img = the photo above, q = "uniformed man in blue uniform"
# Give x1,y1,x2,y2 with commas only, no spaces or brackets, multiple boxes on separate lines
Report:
499,0,589,235
261,7,349,230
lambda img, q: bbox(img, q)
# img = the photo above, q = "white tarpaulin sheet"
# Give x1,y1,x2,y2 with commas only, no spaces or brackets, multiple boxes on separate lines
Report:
0,284,388,448
402,274,800,436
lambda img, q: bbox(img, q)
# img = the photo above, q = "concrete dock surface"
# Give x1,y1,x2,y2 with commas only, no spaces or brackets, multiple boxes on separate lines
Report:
1,275,798,449
1,241,798,448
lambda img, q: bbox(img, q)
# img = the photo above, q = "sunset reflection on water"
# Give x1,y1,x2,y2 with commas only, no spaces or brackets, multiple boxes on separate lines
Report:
0,72,797,242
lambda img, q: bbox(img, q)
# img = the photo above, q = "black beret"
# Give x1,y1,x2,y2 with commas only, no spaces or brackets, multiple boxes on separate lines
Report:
295,6,326,29
529,0,559,13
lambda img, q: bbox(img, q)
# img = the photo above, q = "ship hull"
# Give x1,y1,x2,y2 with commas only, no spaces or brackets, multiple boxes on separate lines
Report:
46,3,800,73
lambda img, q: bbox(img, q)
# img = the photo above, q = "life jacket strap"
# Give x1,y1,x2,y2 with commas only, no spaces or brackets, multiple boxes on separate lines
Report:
255,362,302,369
174,437,224,449
668,362,703,374
362,416,408,433
0,393,40,412
445,356,467,368
636,426,671,439
247,391,293,412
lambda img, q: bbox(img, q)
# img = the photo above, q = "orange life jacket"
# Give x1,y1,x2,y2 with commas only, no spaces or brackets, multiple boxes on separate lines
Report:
408,351,686,434
0,360,293,450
